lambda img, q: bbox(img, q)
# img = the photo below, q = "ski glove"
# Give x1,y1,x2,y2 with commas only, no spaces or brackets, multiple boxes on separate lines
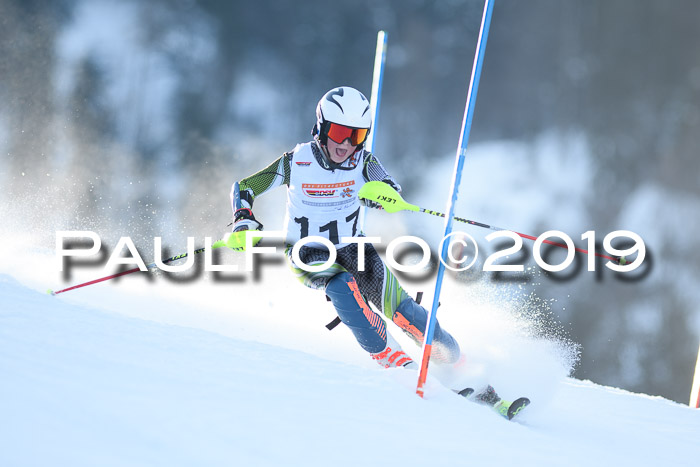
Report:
360,198,383,210
233,208,263,232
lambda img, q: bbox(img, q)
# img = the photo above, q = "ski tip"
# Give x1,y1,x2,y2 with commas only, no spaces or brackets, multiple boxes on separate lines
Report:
507,397,530,420
47,289,55,296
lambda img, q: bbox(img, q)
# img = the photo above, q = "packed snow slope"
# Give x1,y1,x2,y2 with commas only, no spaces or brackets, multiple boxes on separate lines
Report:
1,245,699,466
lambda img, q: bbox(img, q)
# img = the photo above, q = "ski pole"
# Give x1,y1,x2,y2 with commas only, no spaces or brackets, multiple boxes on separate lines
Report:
49,239,227,296
358,180,623,264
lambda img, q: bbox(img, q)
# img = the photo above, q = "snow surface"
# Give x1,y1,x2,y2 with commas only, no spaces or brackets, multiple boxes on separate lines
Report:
1,235,699,467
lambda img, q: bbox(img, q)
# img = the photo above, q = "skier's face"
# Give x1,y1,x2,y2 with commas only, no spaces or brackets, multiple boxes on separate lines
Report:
326,137,357,163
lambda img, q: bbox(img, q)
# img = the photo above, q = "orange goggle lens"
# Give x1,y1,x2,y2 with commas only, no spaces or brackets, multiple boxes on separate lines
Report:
326,123,369,146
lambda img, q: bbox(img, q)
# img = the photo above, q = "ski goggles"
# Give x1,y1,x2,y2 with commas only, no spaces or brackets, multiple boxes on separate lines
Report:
325,122,369,146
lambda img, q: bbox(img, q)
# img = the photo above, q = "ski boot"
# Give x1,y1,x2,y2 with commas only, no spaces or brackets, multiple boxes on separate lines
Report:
370,332,417,369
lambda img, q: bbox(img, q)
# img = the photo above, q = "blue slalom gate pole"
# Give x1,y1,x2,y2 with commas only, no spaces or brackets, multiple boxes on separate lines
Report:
416,0,495,397
360,30,388,232
366,30,387,154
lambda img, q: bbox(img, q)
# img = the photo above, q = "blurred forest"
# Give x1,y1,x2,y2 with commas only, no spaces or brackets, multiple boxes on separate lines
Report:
1,0,699,403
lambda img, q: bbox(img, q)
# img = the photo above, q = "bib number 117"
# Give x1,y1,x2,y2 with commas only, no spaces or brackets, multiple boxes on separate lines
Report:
294,207,361,244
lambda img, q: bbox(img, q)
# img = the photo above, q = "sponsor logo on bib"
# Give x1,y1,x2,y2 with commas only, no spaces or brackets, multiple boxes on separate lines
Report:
302,181,355,198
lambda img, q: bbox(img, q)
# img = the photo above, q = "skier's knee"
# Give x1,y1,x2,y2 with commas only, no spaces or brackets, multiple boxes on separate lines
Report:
392,297,460,364
392,298,427,343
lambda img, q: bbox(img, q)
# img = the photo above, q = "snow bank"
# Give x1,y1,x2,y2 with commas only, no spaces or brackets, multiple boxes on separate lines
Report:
1,272,699,467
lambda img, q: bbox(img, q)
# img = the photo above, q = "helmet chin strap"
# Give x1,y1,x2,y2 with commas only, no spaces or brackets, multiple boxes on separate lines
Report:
314,139,361,171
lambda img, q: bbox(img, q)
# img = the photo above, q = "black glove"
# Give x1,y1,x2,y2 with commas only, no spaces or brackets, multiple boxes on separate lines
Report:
360,198,383,210
383,179,401,193
232,208,263,232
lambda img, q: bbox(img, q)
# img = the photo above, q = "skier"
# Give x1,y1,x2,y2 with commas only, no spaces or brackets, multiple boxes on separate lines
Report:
228,86,528,418
229,86,460,370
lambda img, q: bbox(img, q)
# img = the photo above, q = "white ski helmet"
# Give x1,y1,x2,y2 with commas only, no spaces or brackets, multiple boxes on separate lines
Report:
314,86,372,149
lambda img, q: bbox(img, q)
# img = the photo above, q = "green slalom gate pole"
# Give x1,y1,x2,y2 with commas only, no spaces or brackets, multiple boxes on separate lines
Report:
415,0,495,398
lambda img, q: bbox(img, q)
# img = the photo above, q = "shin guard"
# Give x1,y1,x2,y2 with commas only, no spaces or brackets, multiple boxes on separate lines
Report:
325,272,387,354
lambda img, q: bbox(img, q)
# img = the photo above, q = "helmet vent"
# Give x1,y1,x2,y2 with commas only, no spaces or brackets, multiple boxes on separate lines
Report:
325,88,345,113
